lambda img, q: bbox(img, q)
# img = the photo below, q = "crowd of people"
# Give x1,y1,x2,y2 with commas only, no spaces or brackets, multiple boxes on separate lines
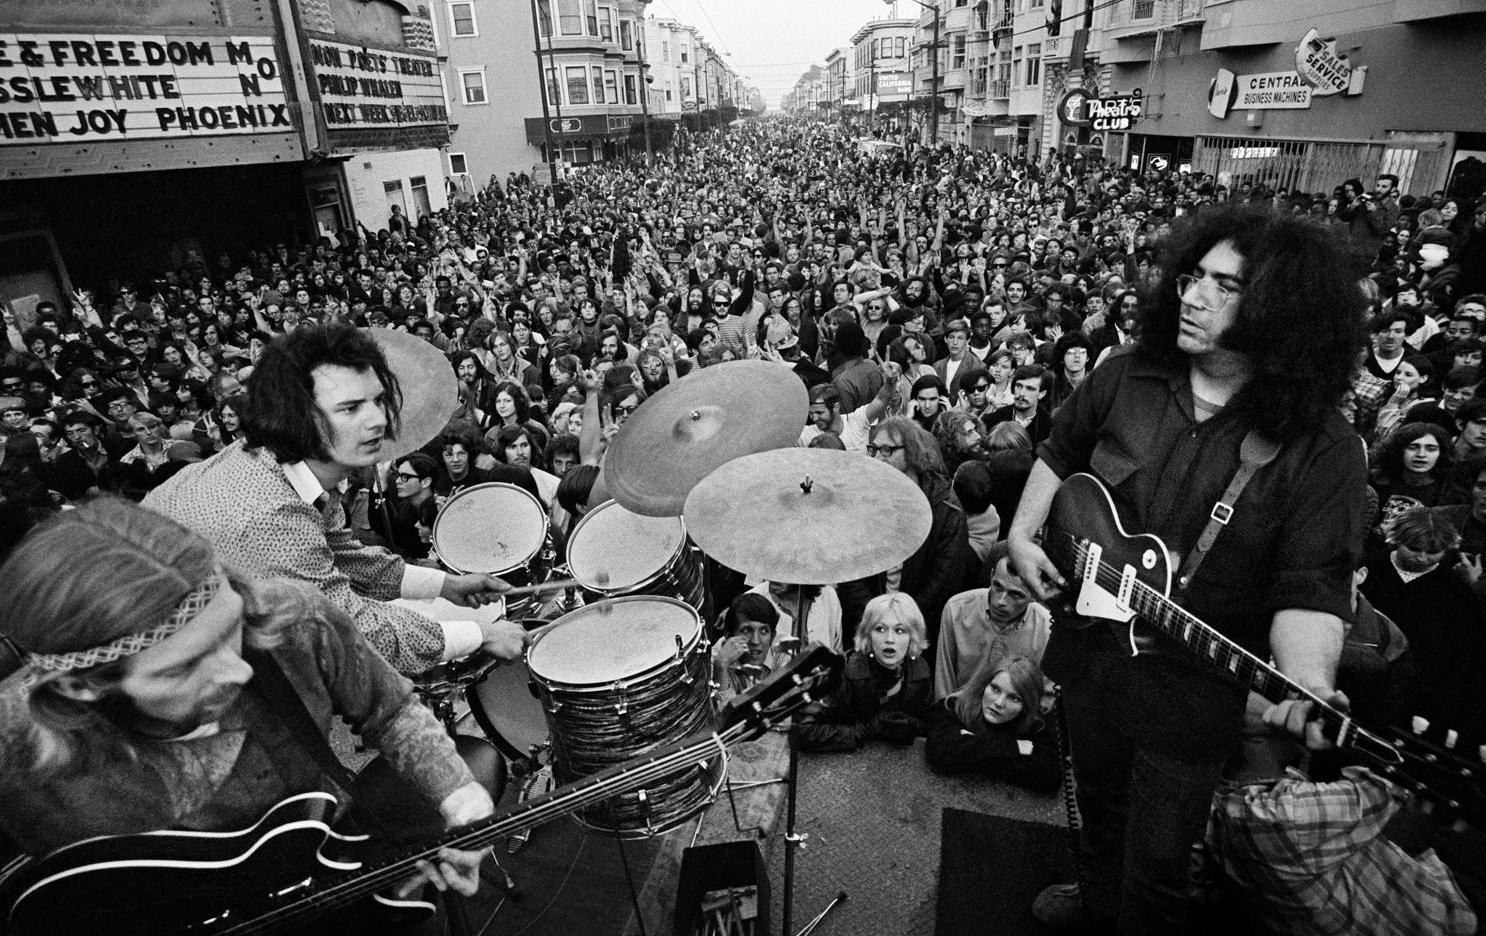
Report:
3,118,1486,933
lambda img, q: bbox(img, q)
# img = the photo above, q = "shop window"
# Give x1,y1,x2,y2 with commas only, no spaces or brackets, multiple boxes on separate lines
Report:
459,69,487,104
449,2,477,37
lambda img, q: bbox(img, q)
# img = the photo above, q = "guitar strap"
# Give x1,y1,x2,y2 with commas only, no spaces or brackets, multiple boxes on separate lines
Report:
1175,429,1281,595
243,648,360,799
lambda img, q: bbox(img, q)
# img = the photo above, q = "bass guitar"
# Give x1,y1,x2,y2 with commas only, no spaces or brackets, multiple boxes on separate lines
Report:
0,645,843,936
1043,472,1484,825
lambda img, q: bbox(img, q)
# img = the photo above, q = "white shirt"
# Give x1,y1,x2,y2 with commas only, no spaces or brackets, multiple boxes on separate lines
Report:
282,460,482,659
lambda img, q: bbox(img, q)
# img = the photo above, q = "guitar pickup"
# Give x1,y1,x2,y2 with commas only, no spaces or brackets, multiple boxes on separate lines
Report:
1075,541,1137,623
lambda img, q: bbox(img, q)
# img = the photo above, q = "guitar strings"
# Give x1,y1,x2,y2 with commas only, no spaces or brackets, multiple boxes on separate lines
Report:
219,689,810,934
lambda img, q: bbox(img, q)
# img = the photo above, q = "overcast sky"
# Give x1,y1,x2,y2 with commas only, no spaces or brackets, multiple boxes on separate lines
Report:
648,0,915,108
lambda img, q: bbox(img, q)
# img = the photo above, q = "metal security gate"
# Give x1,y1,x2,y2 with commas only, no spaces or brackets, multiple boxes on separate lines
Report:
1193,132,1453,196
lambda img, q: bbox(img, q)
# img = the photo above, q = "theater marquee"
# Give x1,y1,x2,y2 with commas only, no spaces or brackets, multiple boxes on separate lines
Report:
0,33,290,144
306,38,446,130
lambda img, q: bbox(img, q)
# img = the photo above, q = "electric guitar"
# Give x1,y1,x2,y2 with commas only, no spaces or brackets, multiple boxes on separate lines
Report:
0,646,843,936
1043,472,1485,825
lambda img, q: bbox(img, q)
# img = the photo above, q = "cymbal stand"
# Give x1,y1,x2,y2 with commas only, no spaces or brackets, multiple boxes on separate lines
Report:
780,586,810,936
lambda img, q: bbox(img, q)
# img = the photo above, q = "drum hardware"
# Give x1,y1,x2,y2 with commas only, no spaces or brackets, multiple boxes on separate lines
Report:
566,501,705,609
684,447,932,935
527,596,722,837
601,359,808,517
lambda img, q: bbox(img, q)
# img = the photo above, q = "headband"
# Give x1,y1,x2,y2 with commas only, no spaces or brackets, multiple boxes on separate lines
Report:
23,570,226,679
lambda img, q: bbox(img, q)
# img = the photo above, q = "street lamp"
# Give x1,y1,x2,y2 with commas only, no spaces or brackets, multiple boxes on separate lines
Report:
889,0,941,145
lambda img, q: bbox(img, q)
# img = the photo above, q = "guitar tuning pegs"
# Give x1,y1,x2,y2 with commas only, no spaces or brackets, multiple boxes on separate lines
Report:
1412,716,1430,735
1445,730,1459,750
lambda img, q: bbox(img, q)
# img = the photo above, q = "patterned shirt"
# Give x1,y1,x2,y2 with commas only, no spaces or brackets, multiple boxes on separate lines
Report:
145,441,472,674
1212,767,1476,936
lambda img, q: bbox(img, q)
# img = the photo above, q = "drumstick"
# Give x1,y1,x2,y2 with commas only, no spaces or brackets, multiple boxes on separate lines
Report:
498,578,581,599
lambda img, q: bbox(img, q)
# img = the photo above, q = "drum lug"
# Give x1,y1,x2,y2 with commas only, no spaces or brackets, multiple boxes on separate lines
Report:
638,788,655,836
613,681,629,717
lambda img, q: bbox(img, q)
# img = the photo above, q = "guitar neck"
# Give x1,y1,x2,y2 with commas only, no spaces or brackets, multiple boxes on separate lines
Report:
1060,532,1392,761
231,725,743,934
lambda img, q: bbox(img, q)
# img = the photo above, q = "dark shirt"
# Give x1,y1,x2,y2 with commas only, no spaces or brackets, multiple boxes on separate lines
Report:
986,404,1052,447
1037,348,1365,755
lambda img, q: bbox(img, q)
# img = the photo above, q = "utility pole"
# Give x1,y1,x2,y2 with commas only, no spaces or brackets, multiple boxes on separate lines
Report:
930,4,940,144
528,0,558,185
869,42,877,132
635,23,653,166
543,3,567,175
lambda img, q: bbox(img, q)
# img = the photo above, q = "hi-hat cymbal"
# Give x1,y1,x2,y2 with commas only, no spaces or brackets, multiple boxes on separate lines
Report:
683,448,931,585
603,360,807,517
367,328,458,462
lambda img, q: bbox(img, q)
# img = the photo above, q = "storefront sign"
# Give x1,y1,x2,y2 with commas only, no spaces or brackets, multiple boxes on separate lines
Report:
524,114,636,145
1210,68,1313,119
875,72,911,99
1295,28,1362,97
0,32,290,144
307,38,446,129
1058,87,1143,131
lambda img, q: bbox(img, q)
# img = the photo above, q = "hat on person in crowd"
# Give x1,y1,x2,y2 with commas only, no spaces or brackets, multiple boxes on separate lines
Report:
765,316,798,351
1455,398,1486,429
551,400,579,424
0,396,25,417
1417,225,1456,250
786,271,807,293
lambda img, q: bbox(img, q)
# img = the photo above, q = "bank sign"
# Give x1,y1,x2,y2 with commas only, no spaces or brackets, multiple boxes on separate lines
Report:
1058,87,1143,131
0,33,290,144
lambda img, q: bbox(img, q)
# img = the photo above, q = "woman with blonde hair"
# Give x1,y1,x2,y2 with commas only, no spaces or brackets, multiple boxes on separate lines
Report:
798,593,933,752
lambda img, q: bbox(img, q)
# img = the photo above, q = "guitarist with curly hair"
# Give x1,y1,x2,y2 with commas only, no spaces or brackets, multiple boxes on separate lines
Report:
1007,205,1370,934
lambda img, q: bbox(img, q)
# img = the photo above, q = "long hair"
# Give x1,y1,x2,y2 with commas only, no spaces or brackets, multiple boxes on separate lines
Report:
950,653,1044,737
870,416,947,479
1374,421,1452,485
1134,206,1367,441
0,500,297,776
243,323,402,462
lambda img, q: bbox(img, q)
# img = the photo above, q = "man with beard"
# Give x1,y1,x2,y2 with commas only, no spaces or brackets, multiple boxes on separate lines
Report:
799,369,896,453
0,500,494,910
933,554,1051,697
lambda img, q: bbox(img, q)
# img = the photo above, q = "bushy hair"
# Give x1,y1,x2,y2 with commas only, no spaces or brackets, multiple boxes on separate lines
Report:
1134,206,1367,441
870,416,947,479
243,323,401,462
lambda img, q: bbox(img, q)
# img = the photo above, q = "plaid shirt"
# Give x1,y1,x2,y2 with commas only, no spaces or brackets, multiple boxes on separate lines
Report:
1351,370,1392,437
1212,766,1476,936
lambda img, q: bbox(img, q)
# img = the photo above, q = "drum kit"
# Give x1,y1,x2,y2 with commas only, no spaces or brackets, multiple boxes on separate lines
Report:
379,339,932,846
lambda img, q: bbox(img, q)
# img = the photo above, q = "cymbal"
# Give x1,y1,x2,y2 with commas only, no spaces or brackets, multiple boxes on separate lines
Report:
367,328,459,462
603,360,807,517
683,448,931,585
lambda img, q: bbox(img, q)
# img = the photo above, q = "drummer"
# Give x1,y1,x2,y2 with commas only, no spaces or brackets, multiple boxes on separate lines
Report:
146,323,530,677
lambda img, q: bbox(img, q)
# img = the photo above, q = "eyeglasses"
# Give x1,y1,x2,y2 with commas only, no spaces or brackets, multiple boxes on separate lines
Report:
713,300,731,307
971,383,990,393
614,403,640,416
78,380,98,389
396,471,423,482
1175,273,1240,309
866,443,904,458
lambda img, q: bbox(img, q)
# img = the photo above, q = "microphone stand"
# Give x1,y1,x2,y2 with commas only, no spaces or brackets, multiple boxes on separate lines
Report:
780,584,814,936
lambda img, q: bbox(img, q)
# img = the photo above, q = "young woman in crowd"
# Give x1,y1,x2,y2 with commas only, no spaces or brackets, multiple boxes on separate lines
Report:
798,593,933,752
1369,421,1454,541
925,654,1059,792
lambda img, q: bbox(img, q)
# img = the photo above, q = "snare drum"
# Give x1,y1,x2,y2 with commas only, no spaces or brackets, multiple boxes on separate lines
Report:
527,597,721,837
565,501,704,609
433,483,551,619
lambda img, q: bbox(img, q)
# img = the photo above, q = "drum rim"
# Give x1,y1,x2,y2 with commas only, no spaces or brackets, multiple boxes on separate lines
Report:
527,595,703,688
432,481,549,575
568,751,727,839
564,500,689,593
